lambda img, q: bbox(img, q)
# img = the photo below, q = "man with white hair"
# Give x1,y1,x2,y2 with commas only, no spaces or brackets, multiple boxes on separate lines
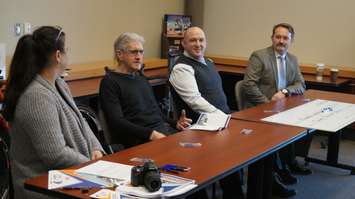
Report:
99,32,191,149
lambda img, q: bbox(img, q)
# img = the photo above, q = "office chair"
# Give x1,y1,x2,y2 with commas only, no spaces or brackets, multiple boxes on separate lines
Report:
0,114,12,199
0,137,10,199
234,80,247,111
139,64,167,81
77,104,115,154
97,106,125,154
166,52,181,120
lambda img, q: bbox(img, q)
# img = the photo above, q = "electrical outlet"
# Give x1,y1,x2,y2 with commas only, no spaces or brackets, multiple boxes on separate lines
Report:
24,22,32,34
14,23,22,36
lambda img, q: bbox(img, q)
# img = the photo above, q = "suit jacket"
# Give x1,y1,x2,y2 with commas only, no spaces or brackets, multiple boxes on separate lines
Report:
10,75,103,199
243,46,305,107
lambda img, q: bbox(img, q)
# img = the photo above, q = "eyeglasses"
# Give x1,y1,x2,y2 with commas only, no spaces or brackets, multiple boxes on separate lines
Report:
55,26,63,44
54,26,67,53
123,49,144,56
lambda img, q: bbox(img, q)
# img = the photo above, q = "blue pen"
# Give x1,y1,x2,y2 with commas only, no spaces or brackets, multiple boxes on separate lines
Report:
160,167,180,174
162,164,190,172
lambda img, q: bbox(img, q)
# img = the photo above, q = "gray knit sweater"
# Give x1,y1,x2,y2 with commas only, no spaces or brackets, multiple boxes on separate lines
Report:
10,75,103,199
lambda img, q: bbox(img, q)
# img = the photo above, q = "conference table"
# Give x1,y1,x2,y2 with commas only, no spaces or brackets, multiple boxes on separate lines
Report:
232,89,355,173
25,119,307,199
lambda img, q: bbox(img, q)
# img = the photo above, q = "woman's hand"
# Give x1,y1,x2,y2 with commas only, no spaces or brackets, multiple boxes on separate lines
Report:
91,150,104,160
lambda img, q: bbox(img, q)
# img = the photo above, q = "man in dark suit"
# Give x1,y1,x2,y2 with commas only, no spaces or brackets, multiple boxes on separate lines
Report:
243,23,312,198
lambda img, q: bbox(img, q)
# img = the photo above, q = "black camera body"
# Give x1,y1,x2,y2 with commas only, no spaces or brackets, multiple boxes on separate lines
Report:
131,161,162,192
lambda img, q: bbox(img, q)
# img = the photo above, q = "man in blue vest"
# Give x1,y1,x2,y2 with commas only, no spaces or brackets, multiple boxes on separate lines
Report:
169,26,244,199
169,27,229,122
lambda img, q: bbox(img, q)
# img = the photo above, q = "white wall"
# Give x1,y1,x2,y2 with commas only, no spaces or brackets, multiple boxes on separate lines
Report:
0,0,184,65
203,0,355,68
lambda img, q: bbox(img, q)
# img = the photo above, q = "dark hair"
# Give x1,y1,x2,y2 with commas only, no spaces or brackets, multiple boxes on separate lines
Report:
272,23,295,40
2,26,65,121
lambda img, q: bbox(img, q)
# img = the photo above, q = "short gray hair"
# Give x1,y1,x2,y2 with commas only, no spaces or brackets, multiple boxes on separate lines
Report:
114,32,145,61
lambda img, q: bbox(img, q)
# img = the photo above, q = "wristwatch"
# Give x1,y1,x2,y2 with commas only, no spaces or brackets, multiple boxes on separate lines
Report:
281,89,289,97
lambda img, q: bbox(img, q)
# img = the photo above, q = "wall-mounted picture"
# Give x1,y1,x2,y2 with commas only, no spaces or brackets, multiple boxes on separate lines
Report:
164,14,192,37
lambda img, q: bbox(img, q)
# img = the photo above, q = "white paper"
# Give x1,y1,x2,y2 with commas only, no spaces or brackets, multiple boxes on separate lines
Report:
163,184,197,197
0,43,5,78
75,160,133,181
161,173,196,197
90,189,120,199
48,170,82,190
116,185,163,198
189,112,231,131
262,99,355,132
75,172,116,187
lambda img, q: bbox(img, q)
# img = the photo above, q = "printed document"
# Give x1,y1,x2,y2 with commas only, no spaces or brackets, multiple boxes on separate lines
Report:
75,160,133,181
189,112,231,131
262,99,355,132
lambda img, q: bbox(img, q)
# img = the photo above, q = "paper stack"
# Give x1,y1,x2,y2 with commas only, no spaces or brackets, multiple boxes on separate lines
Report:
116,173,197,198
48,160,197,198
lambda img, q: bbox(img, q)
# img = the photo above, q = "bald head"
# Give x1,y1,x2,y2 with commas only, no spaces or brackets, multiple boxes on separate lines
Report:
184,27,205,40
182,26,207,59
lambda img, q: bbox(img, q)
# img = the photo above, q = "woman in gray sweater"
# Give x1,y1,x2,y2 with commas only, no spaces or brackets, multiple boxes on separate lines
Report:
2,26,104,199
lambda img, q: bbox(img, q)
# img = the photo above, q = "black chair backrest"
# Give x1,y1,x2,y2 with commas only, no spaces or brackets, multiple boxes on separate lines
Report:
0,115,11,199
77,104,111,154
98,106,116,154
235,80,246,111
166,53,180,120
0,136,10,198
104,66,113,73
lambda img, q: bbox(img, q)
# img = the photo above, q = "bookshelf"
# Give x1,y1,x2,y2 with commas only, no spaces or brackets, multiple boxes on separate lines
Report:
161,34,184,58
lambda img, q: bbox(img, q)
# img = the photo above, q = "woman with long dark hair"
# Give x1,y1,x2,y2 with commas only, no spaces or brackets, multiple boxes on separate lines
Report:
2,26,103,199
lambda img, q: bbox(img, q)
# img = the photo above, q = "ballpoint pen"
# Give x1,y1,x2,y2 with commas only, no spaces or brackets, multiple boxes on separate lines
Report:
160,164,191,172
160,168,180,174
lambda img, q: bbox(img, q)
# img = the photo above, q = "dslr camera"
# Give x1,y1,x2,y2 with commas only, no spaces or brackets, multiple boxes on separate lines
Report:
131,161,162,192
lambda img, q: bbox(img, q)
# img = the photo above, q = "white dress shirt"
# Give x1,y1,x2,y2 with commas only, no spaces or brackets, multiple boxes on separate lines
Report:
169,51,225,115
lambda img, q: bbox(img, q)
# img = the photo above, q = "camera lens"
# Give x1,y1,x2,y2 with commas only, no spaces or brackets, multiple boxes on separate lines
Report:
131,166,144,186
144,171,162,192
